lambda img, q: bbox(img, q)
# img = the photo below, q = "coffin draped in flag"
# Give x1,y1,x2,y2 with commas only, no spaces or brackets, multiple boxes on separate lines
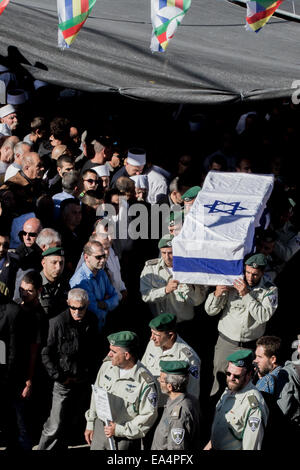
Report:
151,0,192,52
0,0,9,16
246,0,284,33
172,171,274,286
57,0,96,49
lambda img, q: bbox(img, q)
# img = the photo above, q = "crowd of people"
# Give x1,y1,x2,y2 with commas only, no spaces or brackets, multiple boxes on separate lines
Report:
0,69,299,451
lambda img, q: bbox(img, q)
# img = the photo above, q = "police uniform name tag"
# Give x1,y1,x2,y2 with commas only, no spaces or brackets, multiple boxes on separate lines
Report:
92,385,113,422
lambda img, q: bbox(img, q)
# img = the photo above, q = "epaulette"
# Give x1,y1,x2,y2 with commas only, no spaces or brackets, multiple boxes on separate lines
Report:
140,370,154,384
145,258,159,266
181,347,194,360
170,404,182,419
247,394,259,409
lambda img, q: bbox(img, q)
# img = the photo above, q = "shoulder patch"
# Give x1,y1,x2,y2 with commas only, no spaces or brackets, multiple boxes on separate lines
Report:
248,395,259,409
181,347,193,359
140,371,154,384
170,404,182,419
145,258,159,266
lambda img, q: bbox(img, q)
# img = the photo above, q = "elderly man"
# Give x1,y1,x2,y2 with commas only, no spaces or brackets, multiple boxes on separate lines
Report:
0,104,18,137
0,152,46,215
151,360,200,450
205,253,278,397
37,288,100,450
140,234,207,330
39,246,68,319
204,350,268,451
0,137,15,181
69,240,119,331
84,331,158,450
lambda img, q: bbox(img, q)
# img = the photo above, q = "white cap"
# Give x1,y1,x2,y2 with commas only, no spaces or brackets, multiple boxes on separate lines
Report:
0,104,16,118
130,175,148,189
236,112,257,135
7,89,27,105
33,80,48,90
93,164,110,177
127,148,146,167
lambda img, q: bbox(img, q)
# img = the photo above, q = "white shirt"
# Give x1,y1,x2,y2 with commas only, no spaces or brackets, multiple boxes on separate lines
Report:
106,247,126,299
4,162,21,181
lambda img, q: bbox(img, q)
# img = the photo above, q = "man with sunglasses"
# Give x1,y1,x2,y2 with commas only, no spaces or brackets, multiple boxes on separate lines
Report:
37,288,100,450
204,349,268,450
70,240,119,332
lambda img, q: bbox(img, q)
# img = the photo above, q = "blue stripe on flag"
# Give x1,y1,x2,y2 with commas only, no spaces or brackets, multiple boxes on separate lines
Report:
173,256,244,276
159,0,168,9
65,0,73,21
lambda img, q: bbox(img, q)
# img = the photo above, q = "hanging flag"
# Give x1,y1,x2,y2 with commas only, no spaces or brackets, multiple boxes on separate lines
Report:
57,0,96,49
246,0,284,33
0,0,9,16
151,0,192,52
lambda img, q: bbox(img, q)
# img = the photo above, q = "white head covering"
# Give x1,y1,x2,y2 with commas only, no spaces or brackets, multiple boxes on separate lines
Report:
235,112,257,135
93,164,110,177
130,175,148,189
127,148,146,167
33,80,48,90
7,89,27,105
0,104,16,118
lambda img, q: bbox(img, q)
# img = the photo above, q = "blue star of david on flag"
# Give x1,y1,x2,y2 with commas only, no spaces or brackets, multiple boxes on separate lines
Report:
204,200,247,216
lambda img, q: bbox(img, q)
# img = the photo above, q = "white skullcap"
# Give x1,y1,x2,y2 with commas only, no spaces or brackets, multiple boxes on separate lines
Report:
93,164,110,177
0,104,16,118
127,148,146,167
33,80,48,90
7,89,27,105
130,175,148,189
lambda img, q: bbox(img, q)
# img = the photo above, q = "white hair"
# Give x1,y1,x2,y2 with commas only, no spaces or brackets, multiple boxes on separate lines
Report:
36,228,61,249
68,288,89,305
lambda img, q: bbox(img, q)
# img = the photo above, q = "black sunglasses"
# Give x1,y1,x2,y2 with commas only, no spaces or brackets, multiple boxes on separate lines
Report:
224,370,246,380
20,231,38,238
69,305,86,311
84,179,100,184
93,254,106,260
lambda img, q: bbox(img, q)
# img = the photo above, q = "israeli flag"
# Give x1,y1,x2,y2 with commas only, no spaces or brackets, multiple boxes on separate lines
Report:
172,171,274,286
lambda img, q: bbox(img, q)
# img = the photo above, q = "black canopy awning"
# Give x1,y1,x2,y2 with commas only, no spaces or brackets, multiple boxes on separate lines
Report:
0,0,299,104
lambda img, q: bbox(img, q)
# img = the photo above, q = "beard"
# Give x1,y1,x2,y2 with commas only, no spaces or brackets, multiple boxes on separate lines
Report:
227,376,247,392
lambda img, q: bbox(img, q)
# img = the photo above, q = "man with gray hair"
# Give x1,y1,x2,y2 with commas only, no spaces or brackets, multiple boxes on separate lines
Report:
52,170,79,219
151,360,200,450
36,228,61,252
37,287,100,450
4,141,31,182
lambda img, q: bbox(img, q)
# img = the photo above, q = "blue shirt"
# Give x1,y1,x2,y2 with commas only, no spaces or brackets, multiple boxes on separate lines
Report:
255,366,283,395
69,262,119,331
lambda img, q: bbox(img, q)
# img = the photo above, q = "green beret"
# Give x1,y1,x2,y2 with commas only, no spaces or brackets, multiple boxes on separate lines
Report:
166,210,184,227
149,313,176,332
42,246,65,257
158,233,174,249
226,349,254,369
245,253,267,269
107,331,138,348
159,360,189,375
181,186,201,202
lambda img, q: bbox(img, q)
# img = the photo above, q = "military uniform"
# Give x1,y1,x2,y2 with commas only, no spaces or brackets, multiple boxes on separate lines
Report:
205,257,278,396
211,381,268,450
151,393,200,450
140,257,206,323
86,359,158,450
39,271,68,318
142,336,200,405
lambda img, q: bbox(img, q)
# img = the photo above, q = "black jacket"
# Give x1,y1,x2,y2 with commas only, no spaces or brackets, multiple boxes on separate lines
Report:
41,308,100,384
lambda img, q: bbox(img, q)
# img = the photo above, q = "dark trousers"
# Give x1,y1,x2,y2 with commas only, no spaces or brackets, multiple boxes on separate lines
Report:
37,380,90,450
